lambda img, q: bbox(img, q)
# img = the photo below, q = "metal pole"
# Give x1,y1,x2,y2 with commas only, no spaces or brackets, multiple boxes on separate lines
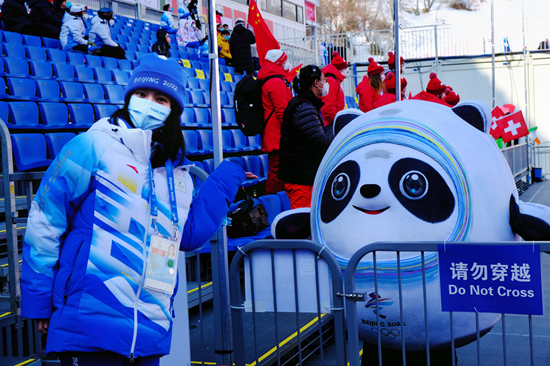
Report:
394,0,401,102
206,0,232,363
491,0,496,108
522,0,529,127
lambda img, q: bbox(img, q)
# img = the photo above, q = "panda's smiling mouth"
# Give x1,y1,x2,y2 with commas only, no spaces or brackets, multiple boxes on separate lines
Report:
353,205,390,215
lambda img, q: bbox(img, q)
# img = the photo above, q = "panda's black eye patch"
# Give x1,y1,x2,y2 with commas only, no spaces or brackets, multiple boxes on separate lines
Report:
388,158,455,223
321,160,360,223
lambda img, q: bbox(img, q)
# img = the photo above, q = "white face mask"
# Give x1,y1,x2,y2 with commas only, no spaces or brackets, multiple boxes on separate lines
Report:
340,68,347,77
128,96,171,130
317,80,329,97
82,13,90,21
380,73,385,82
109,19,114,26
282,61,291,72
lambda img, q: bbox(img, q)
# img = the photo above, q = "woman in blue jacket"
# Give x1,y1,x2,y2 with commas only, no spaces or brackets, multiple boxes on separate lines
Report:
21,53,246,366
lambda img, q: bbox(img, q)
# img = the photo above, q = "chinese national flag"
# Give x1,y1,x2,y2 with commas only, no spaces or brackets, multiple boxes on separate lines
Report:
286,63,303,83
490,106,505,139
497,110,529,143
248,0,280,64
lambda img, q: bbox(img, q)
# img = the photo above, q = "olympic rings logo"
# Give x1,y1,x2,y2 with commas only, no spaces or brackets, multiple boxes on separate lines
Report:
371,328,401,339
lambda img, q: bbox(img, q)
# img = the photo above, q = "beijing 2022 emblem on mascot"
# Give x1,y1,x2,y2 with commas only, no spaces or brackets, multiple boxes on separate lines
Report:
272,100,550,351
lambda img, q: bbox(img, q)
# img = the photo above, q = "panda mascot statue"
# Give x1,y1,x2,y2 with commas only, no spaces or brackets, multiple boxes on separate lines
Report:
271,100,550,363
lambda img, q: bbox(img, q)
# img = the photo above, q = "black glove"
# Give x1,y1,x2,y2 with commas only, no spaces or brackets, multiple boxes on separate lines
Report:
83,35,89,40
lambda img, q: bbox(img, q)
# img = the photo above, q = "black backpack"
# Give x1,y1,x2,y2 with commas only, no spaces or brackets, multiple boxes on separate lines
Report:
233,74,285,136
227,197,270,238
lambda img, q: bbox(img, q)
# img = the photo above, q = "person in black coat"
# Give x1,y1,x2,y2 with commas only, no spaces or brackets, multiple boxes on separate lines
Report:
28,0,63,39
151,29,171,58
52,0,69,21
278,65,335,209
229,18,255,75
2,0,42,36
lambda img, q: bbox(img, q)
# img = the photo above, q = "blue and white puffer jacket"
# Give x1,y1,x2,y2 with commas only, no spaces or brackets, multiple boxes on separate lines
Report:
60,14,87,50
89,15,118,48
21,118,246,358
160,11,177,34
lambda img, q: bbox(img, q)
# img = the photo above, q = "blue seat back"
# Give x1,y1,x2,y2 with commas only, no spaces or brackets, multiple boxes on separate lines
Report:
199,79,209,91
241,155,262,178
74,65,95,82
202,158,215,174
93,104,118,119
277,191,291,211
45,132,76,158
126,43,138,52
0,102,8,123
7,102,39,126
68,103,95,126
189,91,204,105
85,55,103,68
182,130,200,152
220,81,232,92
221,130,233,150
222,109,236,125
29,61,53,78
23,35,42,47
7,77,36,98
11,133,51,171
224,157,244,169
67,52,85,66
43,38,62,49
180,108,195,125
4,58,29,76
60,82,84,99
118,59,132,71
104,85,124,101
248,134,261,149
83,84,105,100
258,154,269,179
187,77,200,90
47,49,67,63
39,102,68,127
94,68,112,83
102,57,118,70
258,194,282,224
194,108,211,125
4,31,22,44
230,129,248,149
36,80,60,99
53,63,75,80
26,46,47,61
196,130,213,151
3,43,25,58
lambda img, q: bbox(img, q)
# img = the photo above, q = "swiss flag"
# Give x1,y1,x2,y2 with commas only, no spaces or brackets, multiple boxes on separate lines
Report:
497,110,529,143
490,106,505,139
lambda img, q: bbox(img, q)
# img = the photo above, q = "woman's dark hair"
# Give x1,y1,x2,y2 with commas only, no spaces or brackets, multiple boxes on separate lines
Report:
292,65,323,95
369,73,384,94
110,94,185,169
163,4,170,11
156,29,169,44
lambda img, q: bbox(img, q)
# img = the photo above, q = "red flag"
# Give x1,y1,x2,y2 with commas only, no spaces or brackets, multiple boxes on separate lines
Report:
492,106,505,120
286,63,303,83
497,110,528,143
490,106,505,139
501,103,516,114
248,0,279,64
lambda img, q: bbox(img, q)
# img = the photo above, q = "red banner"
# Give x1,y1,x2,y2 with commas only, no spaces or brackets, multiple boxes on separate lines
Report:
305,1,315,22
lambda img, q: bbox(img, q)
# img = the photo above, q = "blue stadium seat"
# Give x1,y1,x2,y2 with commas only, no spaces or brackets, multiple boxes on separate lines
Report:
191,61,201,69
218,58,225,66
22,35,42,47
112,70,129,86
128,36,139,44
35,80,64,102
183,68,195,79
230,129,253,152
38,102,71,129
220,81,232,92
103,85,124,104
277,191,291,211
219,65,228,73
179,51,189,60
196,130,213,153
200,62,209,71
4,58,29,78
201,158,215,174
0,57,6,76
60,82,86,102
94,67,114,84
53,63,75,81
258,154,269,181
180,108,196,126
224,157,244,170
241,156,262,185
125,51,136,61
230,82,237,92
188,160,204,192
194,108,211,126
118,59,132,71
227,66,235,75
11,133,52,171
85,55,103,68
93,104,118,119
26,46,48,61
258,195,281,223
83,84,107,104
225,92,234,108
125,43,138,52
5,77,36,100
138,39,149,46
198,79,209,91
187,77,200,90
219,92,232,109
74,66,95,83
67,52,85,66
248,134,261,150
234,74,244,83
135,52,146,60
4,31,22,45
68,103,94,128
0,102,8,123
45,132,76,158
102,57,118,70
221,130,238,153
221,109,237,126
29,61,54,80
118,35,129,44
46,49,67,64
186,91,207,108
6,102,40,129
182,130,206,155
137,45,148,53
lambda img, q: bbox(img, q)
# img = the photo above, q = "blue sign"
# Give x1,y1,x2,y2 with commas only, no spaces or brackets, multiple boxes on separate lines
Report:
438,244,543,315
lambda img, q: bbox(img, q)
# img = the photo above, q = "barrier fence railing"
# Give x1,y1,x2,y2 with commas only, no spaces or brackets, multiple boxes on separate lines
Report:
345,241,550,366
229,239,347,366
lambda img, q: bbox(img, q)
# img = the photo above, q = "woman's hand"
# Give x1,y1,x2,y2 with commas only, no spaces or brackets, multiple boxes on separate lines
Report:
245,172,258,180
37,318,50,336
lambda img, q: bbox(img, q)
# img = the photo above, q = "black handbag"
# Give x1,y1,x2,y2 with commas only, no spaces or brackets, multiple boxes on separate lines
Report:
227,197,270,238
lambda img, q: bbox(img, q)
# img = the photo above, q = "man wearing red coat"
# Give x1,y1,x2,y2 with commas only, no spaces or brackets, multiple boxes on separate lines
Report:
321,51,348,125
411,72,451,107
258,49,293,194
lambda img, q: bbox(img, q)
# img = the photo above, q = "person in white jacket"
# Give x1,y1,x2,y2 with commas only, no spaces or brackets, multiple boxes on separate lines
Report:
89,7,126,59
160,4,177,34
59,4,88,52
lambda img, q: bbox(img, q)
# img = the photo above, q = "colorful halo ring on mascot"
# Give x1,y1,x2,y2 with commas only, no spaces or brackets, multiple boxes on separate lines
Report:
310,104,501,351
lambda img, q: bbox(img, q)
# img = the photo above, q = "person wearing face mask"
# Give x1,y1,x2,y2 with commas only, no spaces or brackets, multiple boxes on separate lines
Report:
20,53,247,366
176,18,191,47
278,65,335,209
59,4,90,52
411,72,452,107
320,51,347,126
217,29,232,66
257,49,293,195
187,20,201,46
229,18,256,75
89,8,126,59
373,71,407,108
1,0,42,36
356,57,385,113
160,4,177,34
152,29,171,58
28,0,64,38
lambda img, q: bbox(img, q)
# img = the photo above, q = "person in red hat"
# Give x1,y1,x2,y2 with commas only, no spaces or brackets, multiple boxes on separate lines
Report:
373,71,407,108
258,49,293,195
320,51,348,125
387,51,405,74
356,57,385,113
411,72,451,107
444,86,460,106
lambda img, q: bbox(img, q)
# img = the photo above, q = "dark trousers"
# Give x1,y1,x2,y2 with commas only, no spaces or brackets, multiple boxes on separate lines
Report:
59,352,160,366
98,45,126,59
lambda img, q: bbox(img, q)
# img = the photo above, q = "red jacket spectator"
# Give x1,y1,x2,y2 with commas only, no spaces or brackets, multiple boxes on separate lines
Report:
321,52,347,125
258,50,292,194
374,71,407,108
356,75,379,112
411,73,451,107
411,91,452,107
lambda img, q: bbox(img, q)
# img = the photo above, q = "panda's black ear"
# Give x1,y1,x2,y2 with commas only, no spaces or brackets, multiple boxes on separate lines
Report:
333,108,363,136
451,100,491,134
271,208,311,239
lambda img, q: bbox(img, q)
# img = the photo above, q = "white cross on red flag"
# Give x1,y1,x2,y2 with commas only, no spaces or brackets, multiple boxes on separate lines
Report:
490,106,505,139
497,110,528,143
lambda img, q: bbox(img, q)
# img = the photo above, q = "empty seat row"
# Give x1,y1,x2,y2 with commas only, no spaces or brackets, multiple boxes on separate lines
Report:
0,53,133,73
185,90,234,109
183,129,261,156
181,107,236,127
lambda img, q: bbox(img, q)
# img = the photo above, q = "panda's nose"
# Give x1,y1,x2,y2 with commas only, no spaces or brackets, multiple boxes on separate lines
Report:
360,184,381,199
